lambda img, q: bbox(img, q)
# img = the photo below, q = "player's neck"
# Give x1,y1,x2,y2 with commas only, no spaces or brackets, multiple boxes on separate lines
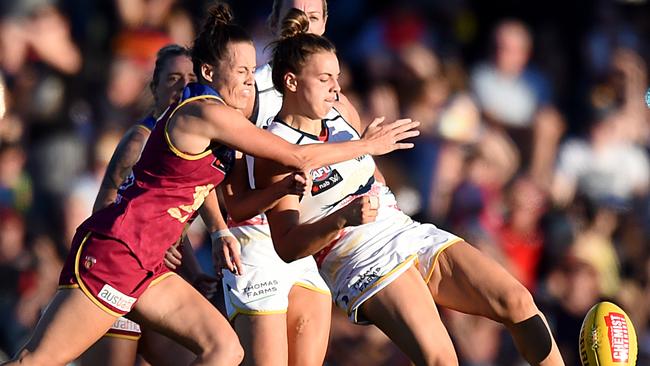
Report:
277,109,321,137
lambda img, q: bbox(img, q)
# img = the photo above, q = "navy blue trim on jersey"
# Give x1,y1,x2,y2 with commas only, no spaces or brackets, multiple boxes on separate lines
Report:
138,115,157,130
180,82,222,102
324,176,375,210
328,107,361,138
273,117,329,143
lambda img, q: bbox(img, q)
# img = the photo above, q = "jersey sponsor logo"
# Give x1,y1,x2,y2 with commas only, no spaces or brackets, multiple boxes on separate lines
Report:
605,312,630,362
98,284,136,312
310,166,343,196
354,154,369,162
211,146,235,174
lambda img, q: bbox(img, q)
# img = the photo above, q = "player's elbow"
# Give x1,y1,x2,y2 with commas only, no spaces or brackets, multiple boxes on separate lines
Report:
274,241,302,263
227,207,257,223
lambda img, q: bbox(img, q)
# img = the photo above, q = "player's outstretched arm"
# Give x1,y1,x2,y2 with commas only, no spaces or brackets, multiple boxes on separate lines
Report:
206,103,419,172
222,153,309,223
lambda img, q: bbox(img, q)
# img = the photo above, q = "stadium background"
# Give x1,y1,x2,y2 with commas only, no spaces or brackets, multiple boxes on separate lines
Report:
0,0,649,364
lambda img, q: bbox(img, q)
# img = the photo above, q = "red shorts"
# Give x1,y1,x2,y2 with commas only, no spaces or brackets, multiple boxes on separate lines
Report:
59,229,173,317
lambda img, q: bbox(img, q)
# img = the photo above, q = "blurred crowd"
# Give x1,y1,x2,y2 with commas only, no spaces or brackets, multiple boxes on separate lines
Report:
1,0,649,365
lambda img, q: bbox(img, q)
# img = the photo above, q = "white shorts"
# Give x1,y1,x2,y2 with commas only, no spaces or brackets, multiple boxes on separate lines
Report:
222,225,330,320
320,210,462,324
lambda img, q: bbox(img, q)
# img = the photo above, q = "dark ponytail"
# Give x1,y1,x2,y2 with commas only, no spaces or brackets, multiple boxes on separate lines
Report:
271,8,336,93
191,2,252,82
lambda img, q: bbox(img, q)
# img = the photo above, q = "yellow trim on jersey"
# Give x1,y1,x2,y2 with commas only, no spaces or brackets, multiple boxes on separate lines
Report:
424,237,463,284
347,254,419,317
147,271,176,288
74,233,124,318
164,94,225,161
294,282,331,295
103,333,141,341
135,124,152,133
58,284,79,289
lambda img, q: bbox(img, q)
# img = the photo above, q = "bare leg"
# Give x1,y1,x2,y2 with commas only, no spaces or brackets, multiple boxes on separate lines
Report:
128,274,243,366
6,289,117,366
138,328,196,366
234,314,288,366
286,286,331,366
360,266,458,366
79,337,138,366
427,241,564,365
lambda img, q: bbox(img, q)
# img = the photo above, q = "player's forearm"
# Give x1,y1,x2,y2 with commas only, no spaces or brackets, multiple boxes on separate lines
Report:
225,183,287,223
291,140,370,171
271,213,346,262
198,191,228,232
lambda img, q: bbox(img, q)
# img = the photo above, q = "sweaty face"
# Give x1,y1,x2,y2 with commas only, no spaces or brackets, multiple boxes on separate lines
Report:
214,42,256,111
281,0,327,35
154,55,196,112
295,51,340,119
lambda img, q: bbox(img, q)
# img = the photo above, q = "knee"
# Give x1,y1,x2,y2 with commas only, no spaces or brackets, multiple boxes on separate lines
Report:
216,334,245,365
224,341,245,366
496,284,538,325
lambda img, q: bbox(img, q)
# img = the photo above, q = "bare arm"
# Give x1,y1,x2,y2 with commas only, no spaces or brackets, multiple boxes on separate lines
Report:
198,189,244,274
188,102,419,172
221,152,309,222
257,159,377,262
93,125,150,213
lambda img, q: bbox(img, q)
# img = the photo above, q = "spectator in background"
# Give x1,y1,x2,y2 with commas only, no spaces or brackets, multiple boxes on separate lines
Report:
551,108,650,207
471,20,550,130
496,176,548,292
471,19,564,182
0,3,81,76
0,208,31,356
0,144,32,213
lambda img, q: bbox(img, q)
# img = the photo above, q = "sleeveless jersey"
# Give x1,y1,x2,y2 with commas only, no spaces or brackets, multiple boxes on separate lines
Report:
266,111,376,225
229,107,348,234
267,110,462,323
82,83,235,271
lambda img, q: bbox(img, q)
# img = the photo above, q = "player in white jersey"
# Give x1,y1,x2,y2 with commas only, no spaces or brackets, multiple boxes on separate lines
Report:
219,1,334,365
256,9,566,366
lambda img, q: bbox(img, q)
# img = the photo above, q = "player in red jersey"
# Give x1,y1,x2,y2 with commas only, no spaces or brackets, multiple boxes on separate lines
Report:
3,3,418,365
80,44,201,366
